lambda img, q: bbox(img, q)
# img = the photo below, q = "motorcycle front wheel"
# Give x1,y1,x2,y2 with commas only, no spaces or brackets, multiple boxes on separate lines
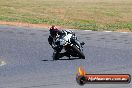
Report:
71,45,85,59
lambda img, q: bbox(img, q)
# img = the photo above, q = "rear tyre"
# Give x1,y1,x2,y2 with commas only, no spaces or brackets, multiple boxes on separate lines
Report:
71,45,85,59
53,52,59,60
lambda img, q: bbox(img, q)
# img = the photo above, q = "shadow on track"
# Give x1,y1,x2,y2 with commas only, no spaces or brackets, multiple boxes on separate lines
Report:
42,57,83,61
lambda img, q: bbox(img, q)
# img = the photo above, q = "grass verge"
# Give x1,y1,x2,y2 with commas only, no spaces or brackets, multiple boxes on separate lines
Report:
0,0,132,32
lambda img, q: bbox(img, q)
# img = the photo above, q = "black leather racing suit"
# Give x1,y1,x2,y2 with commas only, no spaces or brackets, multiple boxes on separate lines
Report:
48,30,63,52
48,30,73,59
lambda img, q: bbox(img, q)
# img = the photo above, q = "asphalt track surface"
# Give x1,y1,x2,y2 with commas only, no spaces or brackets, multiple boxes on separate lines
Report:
0,25,132,88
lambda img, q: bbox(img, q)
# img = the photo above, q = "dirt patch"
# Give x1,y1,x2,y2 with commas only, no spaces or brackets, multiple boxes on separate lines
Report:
114,28,132,32
0,21,50,28
0,21,63,29
0,21,132,32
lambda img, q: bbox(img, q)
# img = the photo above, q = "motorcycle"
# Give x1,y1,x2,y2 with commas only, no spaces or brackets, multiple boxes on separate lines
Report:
52,30,85,60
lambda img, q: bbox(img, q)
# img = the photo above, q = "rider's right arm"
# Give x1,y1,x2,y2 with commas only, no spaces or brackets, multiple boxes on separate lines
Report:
48,36,53,46
48,36,57,49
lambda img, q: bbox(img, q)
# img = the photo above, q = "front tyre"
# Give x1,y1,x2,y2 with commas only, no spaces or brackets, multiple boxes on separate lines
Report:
71,45,85,59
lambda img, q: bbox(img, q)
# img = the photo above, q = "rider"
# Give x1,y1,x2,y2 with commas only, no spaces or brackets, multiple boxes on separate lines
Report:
48,25,84,60
48,25,62,50
48,25,67,60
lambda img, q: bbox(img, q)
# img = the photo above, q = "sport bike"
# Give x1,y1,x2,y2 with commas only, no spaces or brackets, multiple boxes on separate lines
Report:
53,30,85,60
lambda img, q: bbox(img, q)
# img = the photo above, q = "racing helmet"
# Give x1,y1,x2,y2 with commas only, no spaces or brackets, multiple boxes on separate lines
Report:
49,25,59,37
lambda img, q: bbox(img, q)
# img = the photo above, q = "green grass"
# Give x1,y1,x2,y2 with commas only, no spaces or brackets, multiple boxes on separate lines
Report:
0,0,132,31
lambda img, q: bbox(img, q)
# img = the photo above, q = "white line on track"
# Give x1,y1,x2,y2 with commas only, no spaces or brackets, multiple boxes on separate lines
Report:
67,29,131,34
84,30,92,31
120,32,128,33
103,31,112,33
0,60,6,66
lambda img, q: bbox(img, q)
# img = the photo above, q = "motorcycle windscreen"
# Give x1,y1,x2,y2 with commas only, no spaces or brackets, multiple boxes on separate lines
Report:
60,34,72,46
